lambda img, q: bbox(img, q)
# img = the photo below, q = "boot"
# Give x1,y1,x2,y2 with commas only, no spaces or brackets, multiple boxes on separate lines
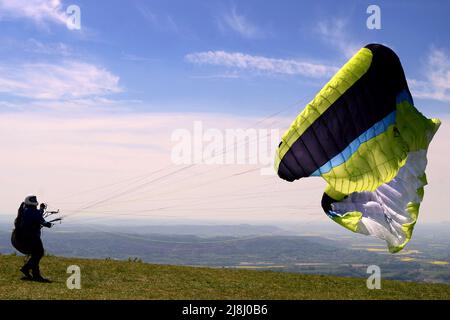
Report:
19,266,32,280
32,274,52,283
32,268,51,283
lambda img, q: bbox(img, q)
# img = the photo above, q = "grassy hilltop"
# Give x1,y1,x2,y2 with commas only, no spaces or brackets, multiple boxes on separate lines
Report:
0,254,449,300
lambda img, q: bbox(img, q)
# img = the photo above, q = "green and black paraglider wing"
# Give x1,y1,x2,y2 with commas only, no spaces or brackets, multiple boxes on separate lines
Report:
275,44,440,253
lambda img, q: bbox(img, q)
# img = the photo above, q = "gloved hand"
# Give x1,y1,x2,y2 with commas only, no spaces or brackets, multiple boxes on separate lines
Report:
40,203,47,210
44,222,52,228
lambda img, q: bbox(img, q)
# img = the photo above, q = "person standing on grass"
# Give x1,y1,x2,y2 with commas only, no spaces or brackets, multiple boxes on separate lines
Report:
11,195,52,282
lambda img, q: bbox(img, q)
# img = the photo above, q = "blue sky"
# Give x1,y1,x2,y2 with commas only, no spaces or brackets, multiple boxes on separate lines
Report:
0,0,449,116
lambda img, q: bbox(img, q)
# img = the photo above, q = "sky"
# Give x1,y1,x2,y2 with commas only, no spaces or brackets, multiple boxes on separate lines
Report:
0,0,449,225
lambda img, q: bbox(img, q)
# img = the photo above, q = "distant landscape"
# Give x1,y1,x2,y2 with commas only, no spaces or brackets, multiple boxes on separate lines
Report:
1,220,449,284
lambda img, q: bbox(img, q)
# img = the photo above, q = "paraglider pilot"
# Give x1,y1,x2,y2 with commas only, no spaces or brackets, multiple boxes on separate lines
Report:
11,195,52,282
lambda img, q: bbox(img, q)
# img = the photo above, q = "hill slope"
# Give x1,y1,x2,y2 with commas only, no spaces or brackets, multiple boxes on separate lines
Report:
0,254,449,299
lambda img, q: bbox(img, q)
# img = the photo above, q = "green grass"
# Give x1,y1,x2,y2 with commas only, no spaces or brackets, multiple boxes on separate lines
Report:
0,254,449,299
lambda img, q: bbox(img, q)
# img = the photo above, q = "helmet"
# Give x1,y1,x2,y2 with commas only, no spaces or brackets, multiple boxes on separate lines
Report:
24,195,38,206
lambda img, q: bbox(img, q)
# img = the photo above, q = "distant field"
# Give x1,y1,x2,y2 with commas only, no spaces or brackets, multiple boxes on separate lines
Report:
1,255,449,300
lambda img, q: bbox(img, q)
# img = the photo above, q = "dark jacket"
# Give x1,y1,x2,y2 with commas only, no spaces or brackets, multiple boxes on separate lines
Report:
19,205,50,238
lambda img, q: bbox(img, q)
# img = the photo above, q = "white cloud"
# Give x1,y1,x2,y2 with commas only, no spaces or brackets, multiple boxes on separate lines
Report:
316,18,361,58
186,51,337,78
0,0,68,25
135,3,157,25
121,53,158,63
0,61,121,100
190,70,242,80
24,38,72,56
135,3,180,34
0,37,72,56
219,7,262,39
410,48,450,102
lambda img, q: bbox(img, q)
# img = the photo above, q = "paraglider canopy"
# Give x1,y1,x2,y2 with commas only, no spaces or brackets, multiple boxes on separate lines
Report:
275,44,440,253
